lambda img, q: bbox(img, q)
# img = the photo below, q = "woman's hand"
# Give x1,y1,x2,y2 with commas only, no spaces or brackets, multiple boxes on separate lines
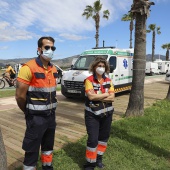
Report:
87,89,109,101
101,92,115,102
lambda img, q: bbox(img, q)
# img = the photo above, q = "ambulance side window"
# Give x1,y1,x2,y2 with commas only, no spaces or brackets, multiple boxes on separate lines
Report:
109,56,116,72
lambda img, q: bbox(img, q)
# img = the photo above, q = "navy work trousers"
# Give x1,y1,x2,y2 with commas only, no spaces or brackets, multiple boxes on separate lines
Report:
22,113,56,168
85,110,113,149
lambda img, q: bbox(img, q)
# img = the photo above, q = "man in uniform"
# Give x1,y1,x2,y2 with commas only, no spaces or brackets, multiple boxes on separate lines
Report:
15,36,58,170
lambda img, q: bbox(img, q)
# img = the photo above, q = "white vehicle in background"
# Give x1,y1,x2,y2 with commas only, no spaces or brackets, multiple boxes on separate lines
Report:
14,63,23,75
71,57,78,66
165,70,170,81
61,47,134,98
154,59,170,74
145,62,160,76
54,64,63,84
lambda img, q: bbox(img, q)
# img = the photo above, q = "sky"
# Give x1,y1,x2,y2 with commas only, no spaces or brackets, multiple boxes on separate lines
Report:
0,0,169,60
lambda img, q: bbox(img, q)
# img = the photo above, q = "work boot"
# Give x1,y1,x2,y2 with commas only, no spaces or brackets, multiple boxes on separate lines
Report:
42,165,53,170
84,161,96,170
96,155,105,168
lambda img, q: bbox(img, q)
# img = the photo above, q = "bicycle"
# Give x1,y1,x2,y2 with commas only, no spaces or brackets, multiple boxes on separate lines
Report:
0,73,17,89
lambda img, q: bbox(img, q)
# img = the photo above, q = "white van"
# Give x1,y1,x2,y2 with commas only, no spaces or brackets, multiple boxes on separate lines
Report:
61,47,134,98
154,59,170,74
145,62,160,76
14,63,23,74
54,64,63,84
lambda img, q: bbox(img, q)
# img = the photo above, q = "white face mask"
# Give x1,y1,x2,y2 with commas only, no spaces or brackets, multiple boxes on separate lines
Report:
41,49,54,61
96,67,105,75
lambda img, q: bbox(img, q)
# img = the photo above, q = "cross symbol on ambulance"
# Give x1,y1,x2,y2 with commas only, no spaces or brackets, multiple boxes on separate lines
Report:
123,59,128,69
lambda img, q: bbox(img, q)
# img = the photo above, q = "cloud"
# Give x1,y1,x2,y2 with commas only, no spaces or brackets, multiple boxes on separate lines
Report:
59,33,90,41
0,1,9,14
0,21,10,29
0,0,132,41
0,21,36,41
0,46,8,50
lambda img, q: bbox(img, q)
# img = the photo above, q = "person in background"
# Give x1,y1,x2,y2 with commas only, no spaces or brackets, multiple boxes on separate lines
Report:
15,36,58,170
5,64,16,86
84,56,115,170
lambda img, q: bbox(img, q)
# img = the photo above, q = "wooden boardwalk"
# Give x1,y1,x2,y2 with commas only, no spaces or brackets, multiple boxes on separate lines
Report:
0,78,169,169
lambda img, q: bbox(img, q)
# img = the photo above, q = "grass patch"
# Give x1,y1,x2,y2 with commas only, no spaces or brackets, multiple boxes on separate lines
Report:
16,100,170,170
0,89,15,98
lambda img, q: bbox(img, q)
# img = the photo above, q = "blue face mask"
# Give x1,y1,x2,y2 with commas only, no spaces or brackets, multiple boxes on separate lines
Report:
41,49,54,61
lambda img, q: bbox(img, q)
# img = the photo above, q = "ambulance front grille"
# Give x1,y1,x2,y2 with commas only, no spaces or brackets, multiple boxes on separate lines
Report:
64,81,84,90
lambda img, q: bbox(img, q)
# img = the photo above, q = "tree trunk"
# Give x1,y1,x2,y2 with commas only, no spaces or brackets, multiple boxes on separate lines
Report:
95,15,100,48
95,24,99,48
152,31,155,62
129,20,133,49
166,84,170,100
166,50,169,61
0,128,7,170
125,12,146,117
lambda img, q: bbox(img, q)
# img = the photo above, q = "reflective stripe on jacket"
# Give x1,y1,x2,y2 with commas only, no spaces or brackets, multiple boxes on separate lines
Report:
25,58,58,115
84,75,114,116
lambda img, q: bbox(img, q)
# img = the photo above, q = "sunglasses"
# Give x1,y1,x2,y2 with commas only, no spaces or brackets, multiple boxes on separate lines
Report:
44,45,56,51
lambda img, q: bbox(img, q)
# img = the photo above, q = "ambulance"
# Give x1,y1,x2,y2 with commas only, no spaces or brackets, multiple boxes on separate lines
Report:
61,47,134,98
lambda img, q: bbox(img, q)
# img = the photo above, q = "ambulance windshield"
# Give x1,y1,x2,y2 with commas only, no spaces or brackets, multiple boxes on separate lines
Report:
72,55,108,70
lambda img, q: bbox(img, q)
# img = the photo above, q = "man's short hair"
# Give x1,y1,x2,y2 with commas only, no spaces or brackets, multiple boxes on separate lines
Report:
38,36,55,48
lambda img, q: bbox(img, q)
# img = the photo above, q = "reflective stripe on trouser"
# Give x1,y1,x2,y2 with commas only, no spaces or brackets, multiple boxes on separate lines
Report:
97,141,107,155
23,165,36,170
41,150,53,166
85,110,113,163
85,142,107,163
86,146,97,163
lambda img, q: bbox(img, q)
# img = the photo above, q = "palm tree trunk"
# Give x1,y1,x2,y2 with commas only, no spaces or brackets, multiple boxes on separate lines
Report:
129,20,133,48
95,27,99,48
125,12,146,117
130,30,133,49
166,50,169,61
95,14,100,48
152,31,155,62
95,21,99,48
166,84,170,100
0,128,7,170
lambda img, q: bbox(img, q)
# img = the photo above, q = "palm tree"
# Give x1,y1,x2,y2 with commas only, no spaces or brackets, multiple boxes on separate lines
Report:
82,0,110,48
0,128,7,169
121,12,134,48
161,43,170,61
147,24,161,62
125,0,155,117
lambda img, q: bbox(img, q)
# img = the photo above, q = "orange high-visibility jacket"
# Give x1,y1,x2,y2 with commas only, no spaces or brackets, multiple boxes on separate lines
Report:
84,75,114,116
25,59,58,115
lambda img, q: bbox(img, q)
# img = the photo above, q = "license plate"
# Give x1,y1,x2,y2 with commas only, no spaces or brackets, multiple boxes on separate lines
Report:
67,90,81,93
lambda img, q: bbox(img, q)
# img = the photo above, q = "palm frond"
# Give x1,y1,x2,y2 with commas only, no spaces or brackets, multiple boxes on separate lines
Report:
103,10,110,19
121,12,132,21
